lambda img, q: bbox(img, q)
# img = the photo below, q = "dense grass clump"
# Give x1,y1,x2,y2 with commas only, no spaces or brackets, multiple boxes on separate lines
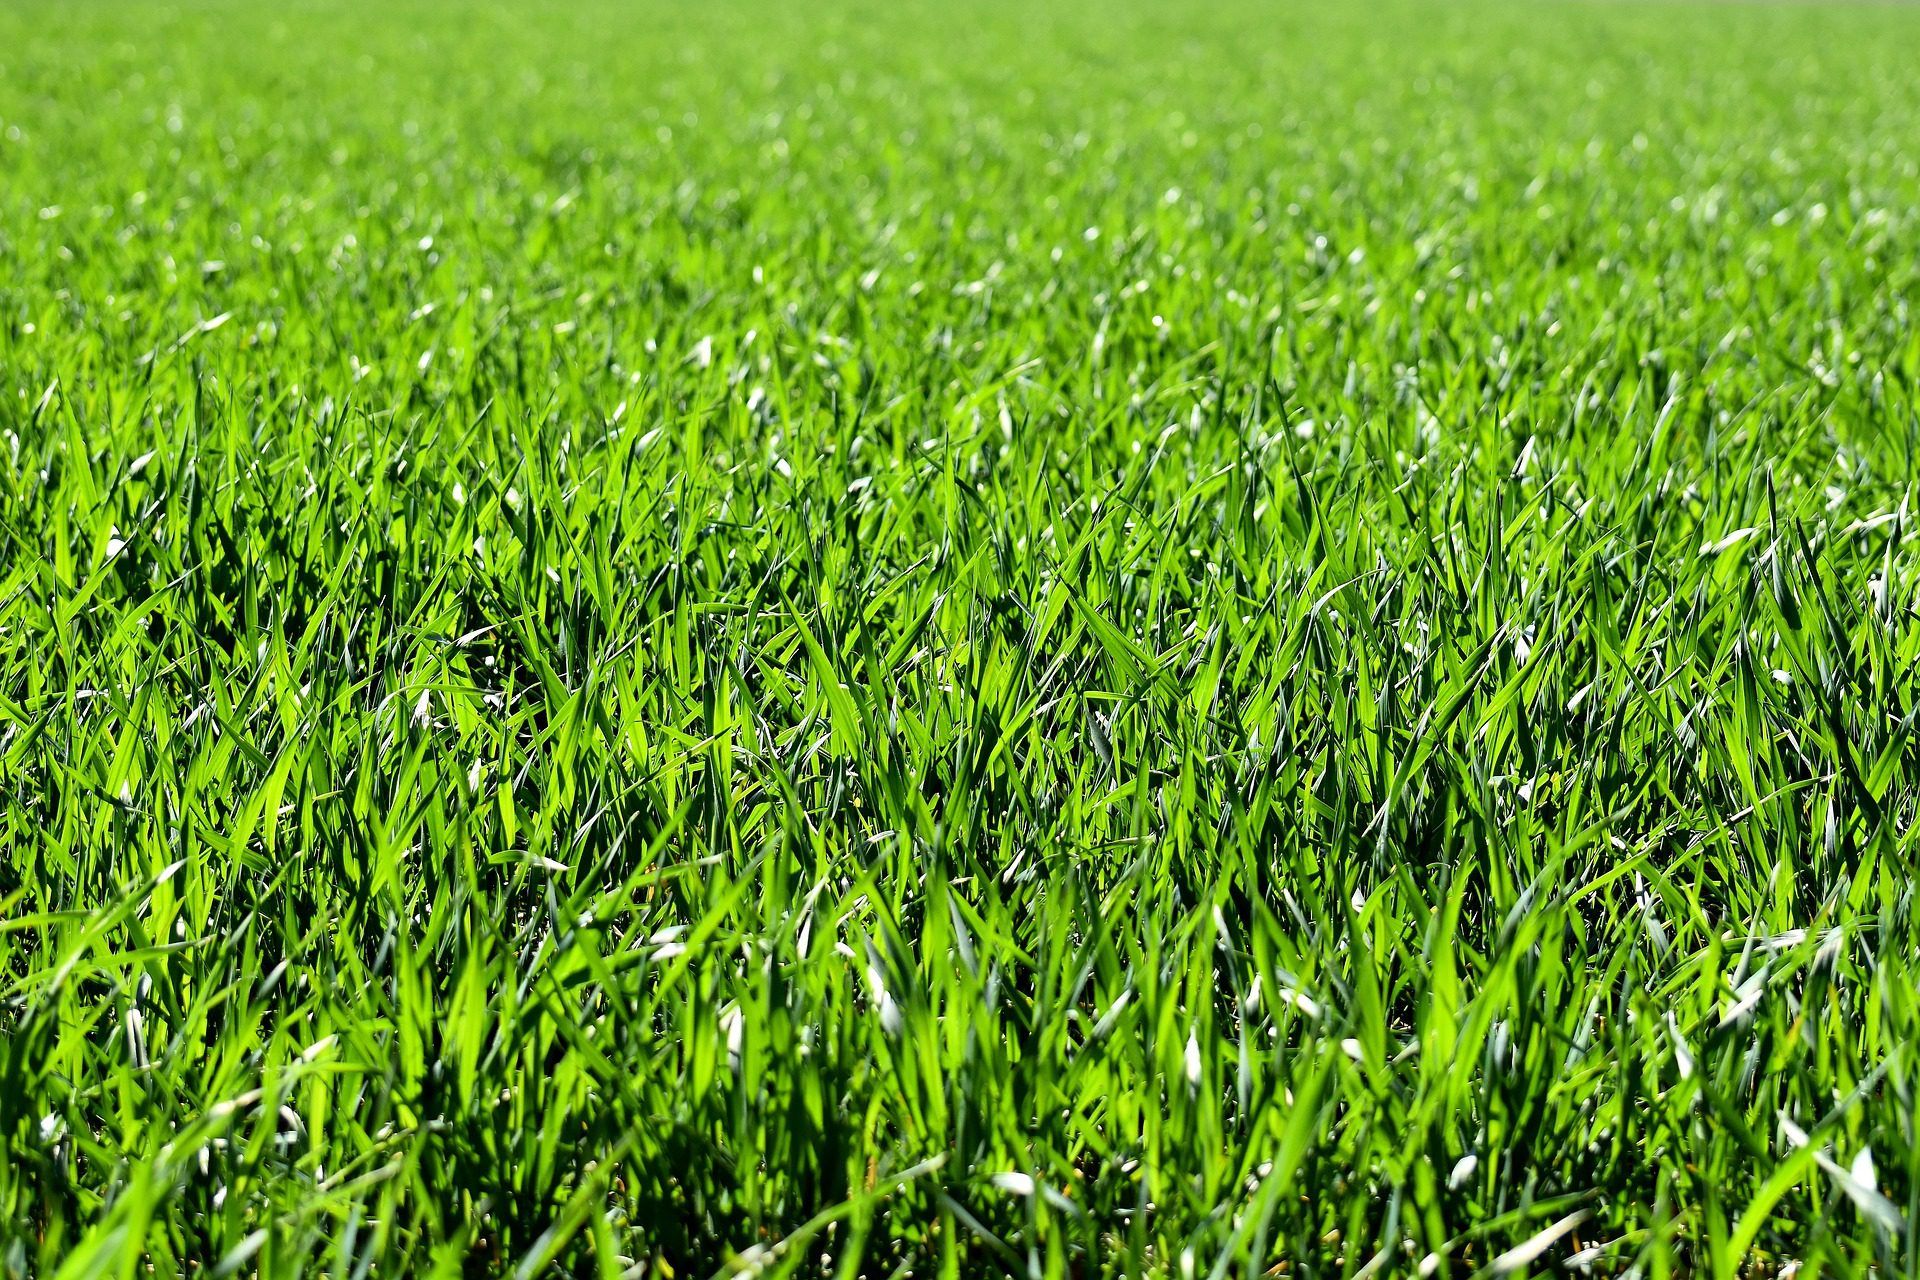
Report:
4,0,1920,1274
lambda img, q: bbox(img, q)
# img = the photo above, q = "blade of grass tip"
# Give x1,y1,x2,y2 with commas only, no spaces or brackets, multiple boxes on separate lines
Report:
1812,1150,1905,1236
1479,1209,1591,1278
211,1229,269,1279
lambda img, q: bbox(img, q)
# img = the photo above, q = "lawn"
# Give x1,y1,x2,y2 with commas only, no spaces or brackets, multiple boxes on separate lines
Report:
3,0,1919,1274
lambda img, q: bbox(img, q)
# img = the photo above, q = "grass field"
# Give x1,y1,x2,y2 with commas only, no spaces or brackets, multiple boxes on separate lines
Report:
4,0,1920,1274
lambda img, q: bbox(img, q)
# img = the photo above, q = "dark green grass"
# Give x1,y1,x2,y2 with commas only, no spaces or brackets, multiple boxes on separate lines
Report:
3,0,1920,1274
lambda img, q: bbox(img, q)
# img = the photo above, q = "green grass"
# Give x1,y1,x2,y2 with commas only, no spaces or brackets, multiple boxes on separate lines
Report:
3,0,1920,1274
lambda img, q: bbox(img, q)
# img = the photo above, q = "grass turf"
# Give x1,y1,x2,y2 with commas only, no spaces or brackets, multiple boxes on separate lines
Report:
3,0,1920,1274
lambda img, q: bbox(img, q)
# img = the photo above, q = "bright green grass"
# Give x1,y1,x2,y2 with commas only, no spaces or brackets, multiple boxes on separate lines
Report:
3,0,1920,1275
